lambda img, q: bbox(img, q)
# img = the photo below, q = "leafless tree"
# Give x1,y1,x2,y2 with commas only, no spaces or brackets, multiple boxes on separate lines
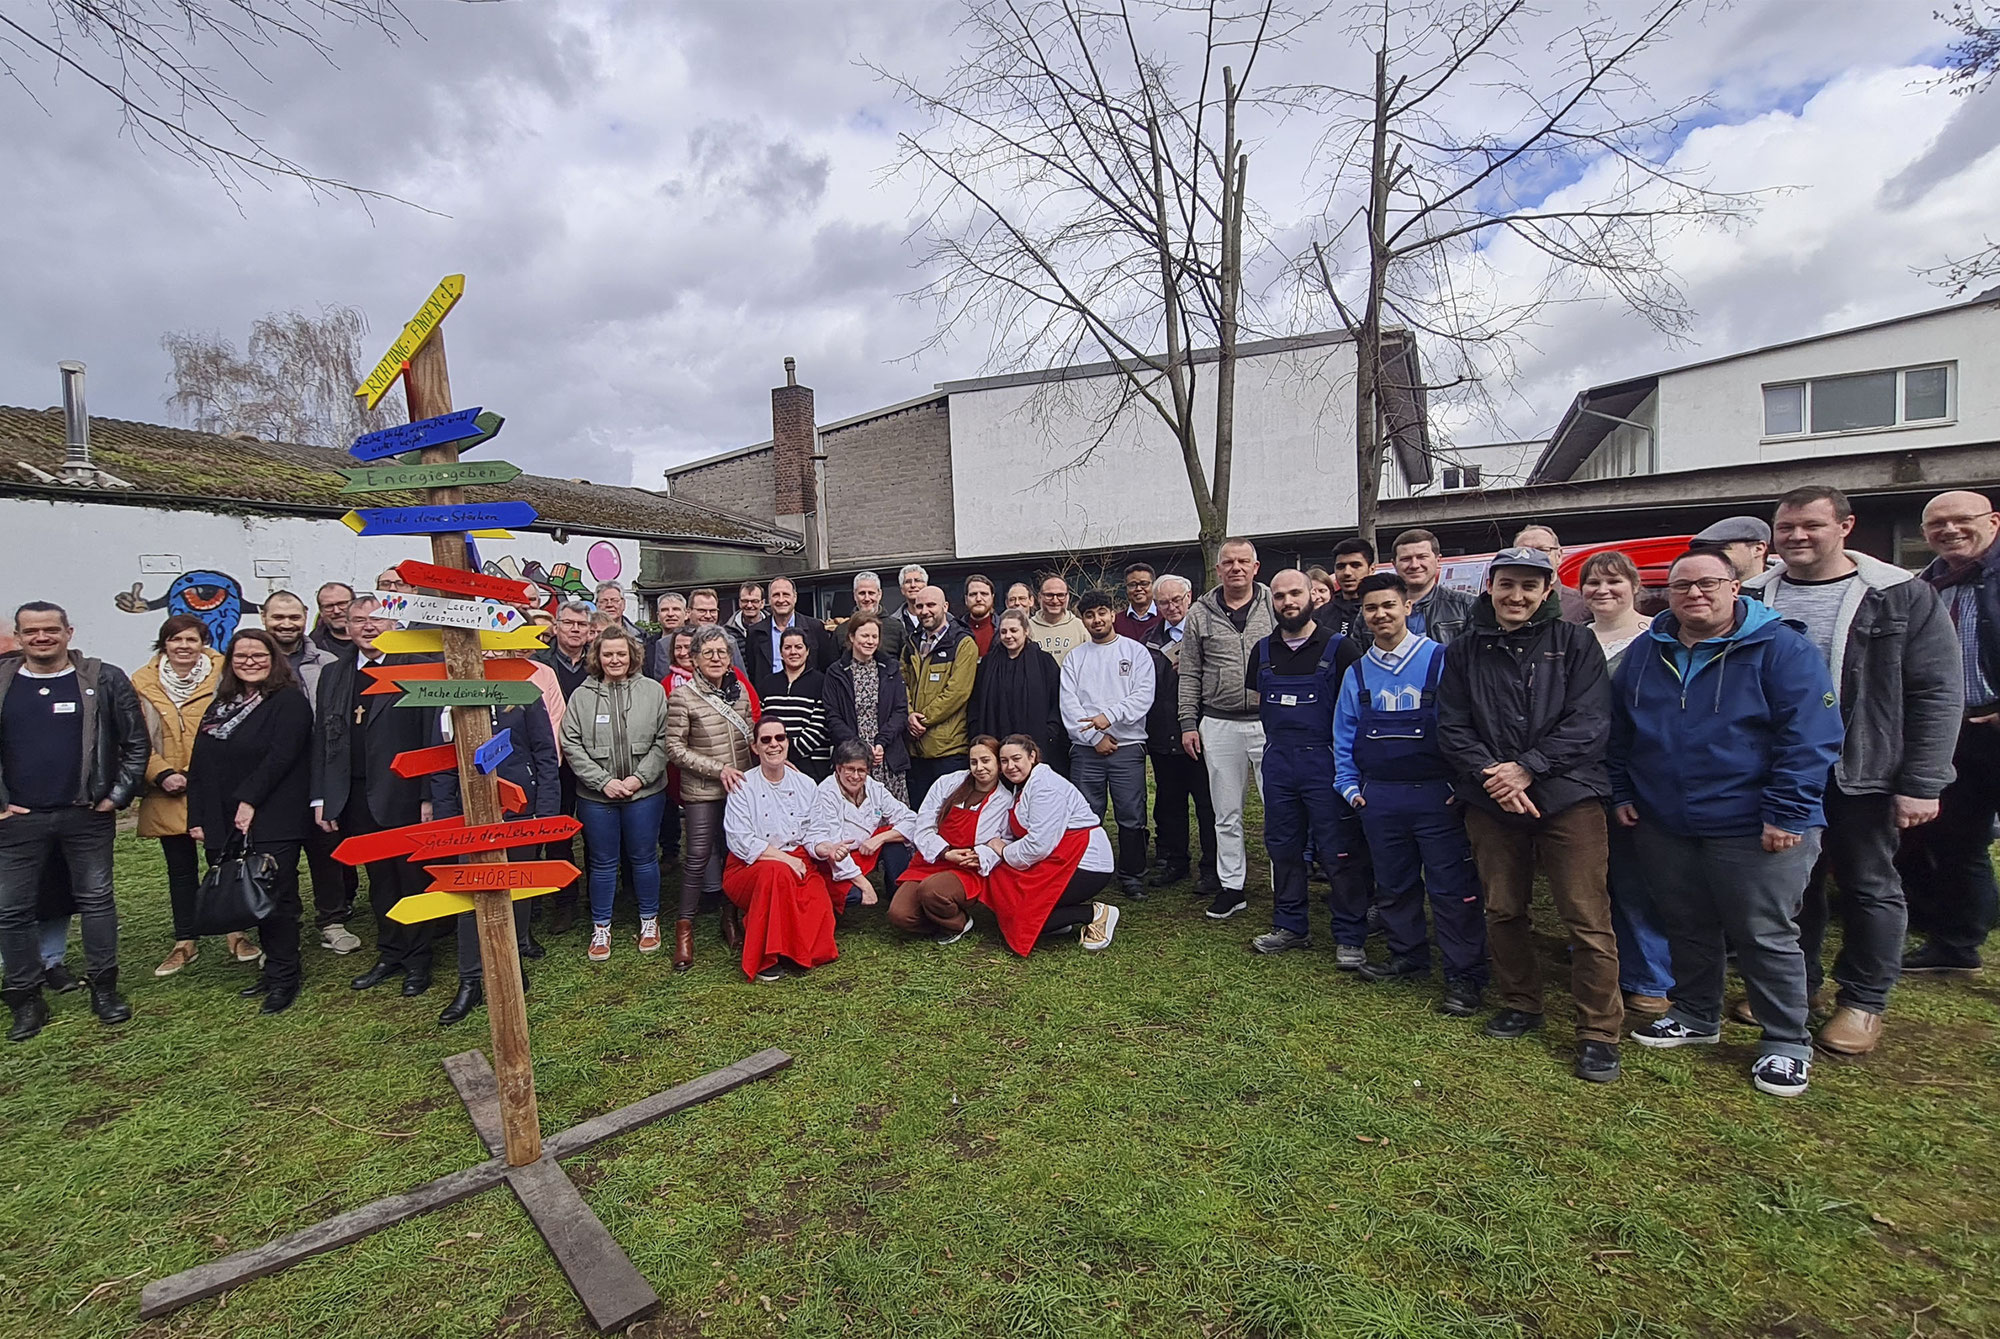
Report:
1297,0,1757,545
0,0,472,204
163,304,405,447
879,0,1321,579
1914,3,2000,296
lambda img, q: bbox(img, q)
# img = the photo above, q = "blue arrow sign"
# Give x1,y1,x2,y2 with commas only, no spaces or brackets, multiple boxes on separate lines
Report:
342,501,538,536
348,408,503,462
474,729,515,774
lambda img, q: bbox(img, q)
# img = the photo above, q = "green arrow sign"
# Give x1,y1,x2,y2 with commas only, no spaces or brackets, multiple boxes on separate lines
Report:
395,679,545,708
339,460,523,494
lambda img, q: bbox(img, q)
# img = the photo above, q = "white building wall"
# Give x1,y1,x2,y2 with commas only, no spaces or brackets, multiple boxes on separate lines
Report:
947,342,1358,558
0,497,641,671
1654,302,2000,473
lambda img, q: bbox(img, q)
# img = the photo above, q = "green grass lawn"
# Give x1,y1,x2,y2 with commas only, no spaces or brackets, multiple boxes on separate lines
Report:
3,829,1997,1339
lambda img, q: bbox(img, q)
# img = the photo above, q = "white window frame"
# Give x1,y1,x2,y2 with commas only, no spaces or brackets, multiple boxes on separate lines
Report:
1761,362,1956,441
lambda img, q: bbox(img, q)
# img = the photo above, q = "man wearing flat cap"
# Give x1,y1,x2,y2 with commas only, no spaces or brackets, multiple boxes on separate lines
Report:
1690,516,1772,581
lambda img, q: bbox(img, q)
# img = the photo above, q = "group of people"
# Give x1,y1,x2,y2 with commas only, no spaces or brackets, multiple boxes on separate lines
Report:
4,489,1995,1101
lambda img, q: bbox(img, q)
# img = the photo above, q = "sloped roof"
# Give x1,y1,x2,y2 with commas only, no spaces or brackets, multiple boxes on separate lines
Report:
0,407,801,551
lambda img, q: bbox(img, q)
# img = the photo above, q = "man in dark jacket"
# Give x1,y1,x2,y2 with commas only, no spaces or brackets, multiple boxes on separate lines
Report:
1144,577,1218,892
1437,550,1621,1083
1378,529,1474,646
311,594,439,997
1899,489,2000,975
0,602,147,1040
1614,550,1843,1099
1322,538,1374,640
746,577,835,675
1745,487,1961,1055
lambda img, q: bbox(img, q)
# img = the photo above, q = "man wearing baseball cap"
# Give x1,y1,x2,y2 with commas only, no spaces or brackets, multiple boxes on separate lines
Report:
1690,517,1772,581
1438,547,1622,1083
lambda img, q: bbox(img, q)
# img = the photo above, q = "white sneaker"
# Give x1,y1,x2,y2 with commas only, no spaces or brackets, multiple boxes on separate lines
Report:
1335,945,1366,971
1081,902,1120,951
1750,1053,1811,1098
934,919,975,946
320,923,362,954
588,923,612,963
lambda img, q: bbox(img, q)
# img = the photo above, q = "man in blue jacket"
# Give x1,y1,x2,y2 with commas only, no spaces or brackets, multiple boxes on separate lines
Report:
1612,549,1843,1098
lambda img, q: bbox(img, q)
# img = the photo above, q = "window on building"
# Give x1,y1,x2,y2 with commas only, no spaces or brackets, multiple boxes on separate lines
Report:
1762,364,1954,437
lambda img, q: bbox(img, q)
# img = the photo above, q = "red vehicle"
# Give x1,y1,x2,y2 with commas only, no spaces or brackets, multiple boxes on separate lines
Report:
1435,535,1694,615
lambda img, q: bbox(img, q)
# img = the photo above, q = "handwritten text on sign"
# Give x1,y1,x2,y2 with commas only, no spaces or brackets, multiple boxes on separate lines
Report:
341,457,519,492
342,502,538,537
425,860,580,893
347,407,499,463
396,679,544,708
355,274,465,410
377,592,525,632
407,814,580,861
395,560,536,604
474,728,515,773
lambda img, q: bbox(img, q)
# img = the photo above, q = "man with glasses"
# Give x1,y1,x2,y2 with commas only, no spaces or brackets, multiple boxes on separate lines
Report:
1612,550,1842,1098
536,599,596,936
310,582,355,654
1115,564,1160,643
1900,490,2000,974
1512,525,1589,624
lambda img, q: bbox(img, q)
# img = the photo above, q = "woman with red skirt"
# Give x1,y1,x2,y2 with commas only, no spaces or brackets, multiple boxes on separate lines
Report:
808,740,921,909
890,736,1013,944
984,734,1121,955
721,716,837,983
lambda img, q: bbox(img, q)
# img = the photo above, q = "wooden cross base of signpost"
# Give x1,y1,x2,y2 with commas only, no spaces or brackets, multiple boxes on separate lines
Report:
137,1047,793,1330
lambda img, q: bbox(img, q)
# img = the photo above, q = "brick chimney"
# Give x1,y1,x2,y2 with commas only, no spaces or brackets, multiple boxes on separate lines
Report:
771,357,815,530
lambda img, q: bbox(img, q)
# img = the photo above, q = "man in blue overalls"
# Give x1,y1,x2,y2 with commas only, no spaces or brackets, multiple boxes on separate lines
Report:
1248,570,1353,956
1333,572,1488,1018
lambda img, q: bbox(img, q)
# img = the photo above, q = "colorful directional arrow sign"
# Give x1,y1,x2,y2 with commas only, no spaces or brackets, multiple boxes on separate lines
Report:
377,592,526,633
388,885,561,924
332,814,466,865
362,660,539,696
356,274,464,411
384,750,528,818
347,408,502,463
397,679,544,709
342,502,538,537
407,814,579,862
425,859,580,894
340,459,522,494
395,560,537,604
372,626,546,654
474,729,515,774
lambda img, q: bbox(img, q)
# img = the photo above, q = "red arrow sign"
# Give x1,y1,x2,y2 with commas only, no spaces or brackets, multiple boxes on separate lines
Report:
363,660,539,696
332,815,467,866
391,744,460,778
407,815,580,861
396,560,536,605
424,859,580,893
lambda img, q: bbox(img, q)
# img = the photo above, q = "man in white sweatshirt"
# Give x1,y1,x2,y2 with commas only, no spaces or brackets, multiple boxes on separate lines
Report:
1061,590,1156,897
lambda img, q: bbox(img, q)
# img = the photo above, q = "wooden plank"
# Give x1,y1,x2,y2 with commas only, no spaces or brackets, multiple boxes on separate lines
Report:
377,592,528,633
362,660,537,695
342,502,538,537
389,885,559,924
347,407,496,462
425,860,578,894
330,814,464,866
136,1156,508,1319
546,1049,795,1160
442,1050,506,1155
355,274,464,410
340,458,521,493
372,627,546,654
396,560,536,604
409,814,577,861
506,1157,662,1333
396,679,543,708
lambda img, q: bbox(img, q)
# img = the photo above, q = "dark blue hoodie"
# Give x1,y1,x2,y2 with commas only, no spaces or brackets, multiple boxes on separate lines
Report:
1609,597,1843,837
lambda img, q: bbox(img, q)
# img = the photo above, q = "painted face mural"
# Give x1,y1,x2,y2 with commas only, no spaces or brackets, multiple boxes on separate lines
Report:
115,569,245,644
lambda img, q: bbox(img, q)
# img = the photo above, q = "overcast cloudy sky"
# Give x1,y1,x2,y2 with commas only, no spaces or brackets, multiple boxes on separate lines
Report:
2,1,1993,487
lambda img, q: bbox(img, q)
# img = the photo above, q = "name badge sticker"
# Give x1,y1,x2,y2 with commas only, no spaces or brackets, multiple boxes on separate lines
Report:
596,715,611,725
930,672,942,682
53,701,78,714
1280,694,1298,707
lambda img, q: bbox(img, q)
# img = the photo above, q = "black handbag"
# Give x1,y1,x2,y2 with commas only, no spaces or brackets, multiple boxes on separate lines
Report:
193,833,278,936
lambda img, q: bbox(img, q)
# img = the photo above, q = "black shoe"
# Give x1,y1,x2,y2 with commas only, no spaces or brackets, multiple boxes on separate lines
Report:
43,963,80,994
1364,904,1385,937
519,936,546,962
1308,866,1331,885
350,960,405,991
1483,1009,1544,1040
238,978,269,999
1118,875,1148,901
1196,870,1223,897
88,971,133,1025
1148,863,1191,888
1357,954,1429,983
438,979,482,1025
400,968,434,998
1205,888,1248,919
1437,978,1483,1017
5,987,48,1042
260,985,299,1015
1574,1040,1621,1083
1902,941,1983,974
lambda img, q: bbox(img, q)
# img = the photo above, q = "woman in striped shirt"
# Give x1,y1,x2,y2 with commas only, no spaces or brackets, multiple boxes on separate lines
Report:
755,627,830,780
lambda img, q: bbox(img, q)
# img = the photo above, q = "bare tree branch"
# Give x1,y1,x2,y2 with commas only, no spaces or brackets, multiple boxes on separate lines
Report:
162,303,406,446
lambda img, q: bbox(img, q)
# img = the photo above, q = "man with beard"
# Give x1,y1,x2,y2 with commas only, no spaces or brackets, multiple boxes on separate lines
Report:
963,574,999,656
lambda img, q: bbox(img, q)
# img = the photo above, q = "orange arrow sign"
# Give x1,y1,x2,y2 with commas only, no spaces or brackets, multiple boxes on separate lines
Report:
407,815,580,861
391,744,460,778
332,815,467,866
363,661,539,696
424,859,579,893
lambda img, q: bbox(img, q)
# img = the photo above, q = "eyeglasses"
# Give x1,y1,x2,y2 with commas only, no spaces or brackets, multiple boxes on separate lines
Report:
1666,577,1734,595
232,655,272,666
758,733,789,744
318,600,351,613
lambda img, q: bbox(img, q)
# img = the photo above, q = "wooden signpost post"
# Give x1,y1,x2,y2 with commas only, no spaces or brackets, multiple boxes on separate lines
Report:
140,274,790,1332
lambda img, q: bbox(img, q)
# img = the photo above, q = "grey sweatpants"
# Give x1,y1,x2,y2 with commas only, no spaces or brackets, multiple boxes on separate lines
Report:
1634,823,1823,1062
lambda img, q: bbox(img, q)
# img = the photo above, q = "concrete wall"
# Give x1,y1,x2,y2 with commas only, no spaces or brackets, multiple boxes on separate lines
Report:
0,496,640,671
668,449,776,523
946,341,1358,559
1656,301,1999,472
823,397,955,566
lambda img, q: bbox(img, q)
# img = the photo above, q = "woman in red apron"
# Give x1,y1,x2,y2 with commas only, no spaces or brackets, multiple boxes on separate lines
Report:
808,740,921,910
720,717,837,982
983,734,1121,955
891,736,1012,943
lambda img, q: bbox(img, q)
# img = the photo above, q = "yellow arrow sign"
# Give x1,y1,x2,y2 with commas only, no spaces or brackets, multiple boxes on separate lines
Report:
388,885,561,925
371,626,547,653
354,274,466,411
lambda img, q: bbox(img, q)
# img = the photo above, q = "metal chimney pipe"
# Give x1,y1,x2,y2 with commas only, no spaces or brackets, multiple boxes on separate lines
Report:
784,356,797,387
58,361,90,474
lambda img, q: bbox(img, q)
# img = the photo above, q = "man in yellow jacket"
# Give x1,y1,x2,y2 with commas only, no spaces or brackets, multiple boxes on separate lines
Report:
903,586,980,801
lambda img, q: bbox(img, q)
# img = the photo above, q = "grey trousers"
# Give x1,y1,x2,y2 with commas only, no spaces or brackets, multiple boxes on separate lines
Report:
455,902,531,981
1799,786,1907,1014
1635,823,1822,1062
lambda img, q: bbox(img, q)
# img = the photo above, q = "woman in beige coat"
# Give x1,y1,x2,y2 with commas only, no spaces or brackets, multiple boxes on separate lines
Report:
663,625,760,969
130,615,257,974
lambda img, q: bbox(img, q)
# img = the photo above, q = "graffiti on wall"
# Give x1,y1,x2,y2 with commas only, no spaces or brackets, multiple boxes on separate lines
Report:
115,569,246,645
482,555,595,615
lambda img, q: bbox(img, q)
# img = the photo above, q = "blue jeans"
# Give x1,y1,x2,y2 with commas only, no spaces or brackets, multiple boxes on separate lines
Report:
578,793,666,925
39,916,69,968
1606,818,1674,997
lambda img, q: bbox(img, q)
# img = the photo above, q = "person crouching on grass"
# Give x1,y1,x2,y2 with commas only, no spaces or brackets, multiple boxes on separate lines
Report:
890,735,1013,944
722,716,838,983
808,739,919,910
983,734,1120,954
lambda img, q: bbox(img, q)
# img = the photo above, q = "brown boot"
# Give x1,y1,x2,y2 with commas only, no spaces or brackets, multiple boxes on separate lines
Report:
1727,996,1757,1026
1816,1006,1882,1055
673,919,694,973
1623,992,1670,1016
720,905,742,951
